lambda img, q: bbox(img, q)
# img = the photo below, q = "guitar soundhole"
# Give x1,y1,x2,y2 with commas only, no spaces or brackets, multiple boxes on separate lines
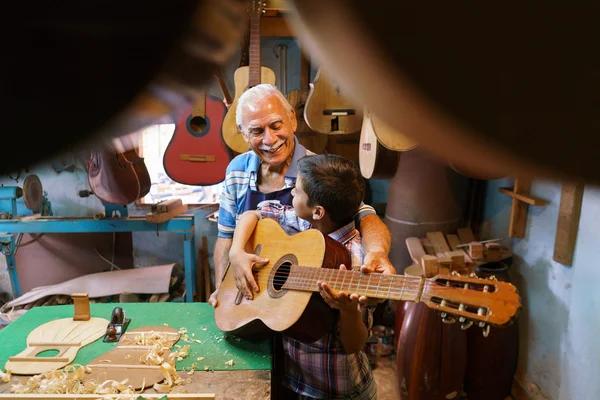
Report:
190,116,208,133
267,254,298,299
273,262,291,291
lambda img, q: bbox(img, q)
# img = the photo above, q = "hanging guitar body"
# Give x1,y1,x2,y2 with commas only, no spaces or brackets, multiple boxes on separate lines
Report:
304,68,363,135
88,145,151,205
359,110,400,179
163,93,231,185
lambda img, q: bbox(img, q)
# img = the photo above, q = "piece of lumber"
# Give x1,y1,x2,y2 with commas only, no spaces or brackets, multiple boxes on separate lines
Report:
486,242,502,262
553,182,585,266
196,248,204,302
498,187,549,206
446,250,467,270
456,237,503,248
421,238,435,255
457,227,477,244
405,237,426,264
146,199,188,224
426,231,451,253
446,234,462,250
469,242,484,259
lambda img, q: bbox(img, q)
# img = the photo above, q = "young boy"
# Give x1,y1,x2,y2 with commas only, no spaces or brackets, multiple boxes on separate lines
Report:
228,154,377,399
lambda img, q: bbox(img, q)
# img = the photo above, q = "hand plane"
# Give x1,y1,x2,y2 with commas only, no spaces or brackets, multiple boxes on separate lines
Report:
103,306,131,342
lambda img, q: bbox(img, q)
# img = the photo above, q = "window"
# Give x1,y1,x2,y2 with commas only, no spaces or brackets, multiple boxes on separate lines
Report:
137,123,224,205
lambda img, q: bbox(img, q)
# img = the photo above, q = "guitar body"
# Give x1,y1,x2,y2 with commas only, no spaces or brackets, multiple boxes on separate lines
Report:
222,66,277,154
359,111,400,179
214,218,351,343
163,94,230,185
304,68,363,135
88,147,151,205
287,89,329,153
368,112,418,152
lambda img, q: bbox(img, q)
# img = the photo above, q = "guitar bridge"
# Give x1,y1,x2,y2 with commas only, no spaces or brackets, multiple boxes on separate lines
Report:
179,154,216,162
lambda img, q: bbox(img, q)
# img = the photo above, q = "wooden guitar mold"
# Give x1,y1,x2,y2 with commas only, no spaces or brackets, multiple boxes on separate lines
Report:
6,317,109,375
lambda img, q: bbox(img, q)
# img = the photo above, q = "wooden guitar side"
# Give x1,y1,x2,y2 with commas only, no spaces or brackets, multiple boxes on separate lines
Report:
214,218,350,342
304,68,363,135
222,66,276,154
359,111,400,179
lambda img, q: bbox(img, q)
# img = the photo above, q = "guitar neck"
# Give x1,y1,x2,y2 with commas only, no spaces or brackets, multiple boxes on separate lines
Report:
249,12,261,87
283,265,424,302
299,49,310,95
192,89,207,117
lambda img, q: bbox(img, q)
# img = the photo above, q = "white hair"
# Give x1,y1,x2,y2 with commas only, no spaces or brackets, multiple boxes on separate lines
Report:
236,84,293,134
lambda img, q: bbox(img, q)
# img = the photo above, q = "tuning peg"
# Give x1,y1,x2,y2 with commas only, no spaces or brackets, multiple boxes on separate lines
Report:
461,320,474,330
440,312,456,324
489,275,498,281
469,272,477,278
482,324,491,337
451,271,461,276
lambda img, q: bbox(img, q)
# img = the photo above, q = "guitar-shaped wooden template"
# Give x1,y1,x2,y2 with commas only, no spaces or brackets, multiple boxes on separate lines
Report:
304,68,363,135
6,317,109,375
163,89,230,185
359,110,401,179
222,0,276,154
215,218,521,342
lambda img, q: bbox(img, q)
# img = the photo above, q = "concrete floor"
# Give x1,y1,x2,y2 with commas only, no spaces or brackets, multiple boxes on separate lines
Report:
372,355,401,400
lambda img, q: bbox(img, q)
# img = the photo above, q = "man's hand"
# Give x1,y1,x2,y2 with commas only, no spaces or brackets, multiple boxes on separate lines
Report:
208,289,219,308
351,251,395,307
230,248,269,300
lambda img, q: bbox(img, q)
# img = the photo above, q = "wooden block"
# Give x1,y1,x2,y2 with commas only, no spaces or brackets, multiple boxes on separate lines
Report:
446,234,462,250
447,250,466,270
457,227,477,243
71,293,90,321
469,242,484,259
421,255,440,278
421,238,436,255
486,242,502,262
436,252,452,264
553,182,584,266
426,231,451,253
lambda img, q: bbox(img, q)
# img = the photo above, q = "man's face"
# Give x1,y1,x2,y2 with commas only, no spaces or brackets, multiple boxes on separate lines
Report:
239,95,297,166
292,175,313,221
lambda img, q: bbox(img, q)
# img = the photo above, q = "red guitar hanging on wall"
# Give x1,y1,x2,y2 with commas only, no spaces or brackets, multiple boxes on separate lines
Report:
163,89,231,185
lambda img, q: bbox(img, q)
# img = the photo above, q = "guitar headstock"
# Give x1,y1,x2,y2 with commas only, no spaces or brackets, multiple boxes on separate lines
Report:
249,0,266,17
422,272,522,336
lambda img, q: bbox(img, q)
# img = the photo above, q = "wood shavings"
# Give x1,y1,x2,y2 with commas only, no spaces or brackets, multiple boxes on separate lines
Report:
197,356,205,361
225,359,234,367
0,369,10,383
169,344,190,362
9,364,138,396
152,362,184,392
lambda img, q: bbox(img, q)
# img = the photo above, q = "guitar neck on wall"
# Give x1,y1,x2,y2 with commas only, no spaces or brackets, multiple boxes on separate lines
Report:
222,0,277,155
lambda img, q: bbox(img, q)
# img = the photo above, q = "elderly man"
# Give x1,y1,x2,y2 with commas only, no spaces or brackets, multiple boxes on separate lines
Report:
209,84,393,306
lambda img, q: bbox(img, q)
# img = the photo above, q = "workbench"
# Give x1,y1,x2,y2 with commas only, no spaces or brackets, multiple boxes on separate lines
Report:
0,214,198,302
0,302,271,399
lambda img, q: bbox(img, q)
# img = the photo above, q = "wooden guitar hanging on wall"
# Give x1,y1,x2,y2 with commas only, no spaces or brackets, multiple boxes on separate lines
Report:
163,88,230,185
222,0,276,155
286,48,329,154
215,218,522,343
303,67,363,135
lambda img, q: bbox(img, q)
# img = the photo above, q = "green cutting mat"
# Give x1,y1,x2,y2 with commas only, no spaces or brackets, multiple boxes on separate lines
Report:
0,303,271,372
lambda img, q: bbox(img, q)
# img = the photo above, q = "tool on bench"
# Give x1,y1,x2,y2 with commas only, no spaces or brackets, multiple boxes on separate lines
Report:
103,306,131,342
145,198,188,224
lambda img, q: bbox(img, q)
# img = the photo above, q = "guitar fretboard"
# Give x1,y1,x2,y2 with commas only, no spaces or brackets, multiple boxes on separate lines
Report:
282,265,423,302
249,11,261,87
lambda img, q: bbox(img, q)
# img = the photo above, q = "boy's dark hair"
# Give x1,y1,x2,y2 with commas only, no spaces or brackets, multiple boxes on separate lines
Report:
297,154,365,225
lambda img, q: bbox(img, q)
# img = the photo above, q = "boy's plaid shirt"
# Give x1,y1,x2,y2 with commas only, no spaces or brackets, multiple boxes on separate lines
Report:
256,201,376,399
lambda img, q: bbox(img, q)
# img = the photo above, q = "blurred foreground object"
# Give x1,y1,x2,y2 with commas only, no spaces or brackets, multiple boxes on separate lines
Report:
287,1,600,183
1,0,247,172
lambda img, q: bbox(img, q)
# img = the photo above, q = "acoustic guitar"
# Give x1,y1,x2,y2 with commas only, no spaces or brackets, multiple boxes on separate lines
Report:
163,88,230,186
303,67,363,135
88,136,151,205
359,110,401,179
286,48,329,153
214,218,521,343
222,0,276,155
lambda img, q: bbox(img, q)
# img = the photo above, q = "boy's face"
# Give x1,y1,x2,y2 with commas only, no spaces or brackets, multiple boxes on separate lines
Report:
292,175,314,221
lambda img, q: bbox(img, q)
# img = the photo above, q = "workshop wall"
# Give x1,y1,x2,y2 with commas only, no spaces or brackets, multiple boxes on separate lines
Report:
482,178,599,400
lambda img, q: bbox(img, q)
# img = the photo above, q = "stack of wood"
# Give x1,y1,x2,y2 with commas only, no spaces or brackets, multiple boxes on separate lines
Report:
405,227,512,277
